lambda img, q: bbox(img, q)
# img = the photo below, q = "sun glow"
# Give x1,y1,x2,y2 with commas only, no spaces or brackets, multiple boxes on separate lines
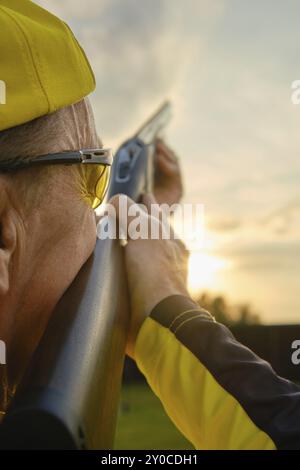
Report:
188,251,230,293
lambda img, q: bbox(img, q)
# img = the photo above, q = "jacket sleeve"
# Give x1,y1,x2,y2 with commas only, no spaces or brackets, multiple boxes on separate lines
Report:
134,295,300,450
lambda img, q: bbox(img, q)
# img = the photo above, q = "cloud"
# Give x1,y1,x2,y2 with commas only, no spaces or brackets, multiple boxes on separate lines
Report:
36,0,110,20
36,0,224,142
260,199,300,235
207,217,241,233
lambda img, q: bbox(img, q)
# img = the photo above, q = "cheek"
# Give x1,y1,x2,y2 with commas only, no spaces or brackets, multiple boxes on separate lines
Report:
81,210,97,261
50,212,97,299
40,212,97,320
7,210,98,383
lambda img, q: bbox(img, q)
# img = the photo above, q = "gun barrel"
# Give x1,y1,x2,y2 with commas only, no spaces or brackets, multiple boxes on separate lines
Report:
135,101,172,145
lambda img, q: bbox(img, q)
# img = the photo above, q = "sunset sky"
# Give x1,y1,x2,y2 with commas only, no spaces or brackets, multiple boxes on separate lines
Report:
37,0,300,323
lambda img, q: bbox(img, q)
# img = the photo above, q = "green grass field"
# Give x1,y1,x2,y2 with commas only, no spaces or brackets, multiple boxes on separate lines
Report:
115,382,193,450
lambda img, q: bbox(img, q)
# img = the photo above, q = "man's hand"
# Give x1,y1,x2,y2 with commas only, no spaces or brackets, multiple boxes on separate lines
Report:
153,139,183,205
110,193,189,359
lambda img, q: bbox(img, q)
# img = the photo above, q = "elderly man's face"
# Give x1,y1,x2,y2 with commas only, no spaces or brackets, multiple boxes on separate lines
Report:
0,99,100,406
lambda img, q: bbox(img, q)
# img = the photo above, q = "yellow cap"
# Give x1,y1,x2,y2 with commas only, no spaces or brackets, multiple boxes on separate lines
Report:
0,0,95,131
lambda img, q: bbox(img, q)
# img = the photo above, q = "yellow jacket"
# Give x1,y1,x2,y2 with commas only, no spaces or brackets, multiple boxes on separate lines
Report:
135,295,300,450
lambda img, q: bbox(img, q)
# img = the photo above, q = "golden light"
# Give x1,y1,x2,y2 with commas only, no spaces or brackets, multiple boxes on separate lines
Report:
188,251,230,293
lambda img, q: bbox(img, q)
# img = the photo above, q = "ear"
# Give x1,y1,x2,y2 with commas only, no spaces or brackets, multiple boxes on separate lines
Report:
0,189,16,297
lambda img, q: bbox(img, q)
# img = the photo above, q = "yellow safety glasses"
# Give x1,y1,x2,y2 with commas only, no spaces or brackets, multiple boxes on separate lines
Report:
0,148,113,209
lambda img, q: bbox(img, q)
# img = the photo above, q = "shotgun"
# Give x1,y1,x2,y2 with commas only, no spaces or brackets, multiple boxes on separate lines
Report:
0,102,172,449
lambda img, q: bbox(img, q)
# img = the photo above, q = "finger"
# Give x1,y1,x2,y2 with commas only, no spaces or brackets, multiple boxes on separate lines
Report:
143,192,165,221
142,193,174,239
156,143,180,177
108,194,148,240
109,194,146,222
156,139,178,162
142,192,158,209
142,193,164,222
142,192,164,227
108,194,134,216
156,152,179,176
156,147,177,167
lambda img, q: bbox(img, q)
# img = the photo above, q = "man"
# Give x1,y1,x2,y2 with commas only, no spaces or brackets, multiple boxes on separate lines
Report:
0,0,300,450
0,0,182,414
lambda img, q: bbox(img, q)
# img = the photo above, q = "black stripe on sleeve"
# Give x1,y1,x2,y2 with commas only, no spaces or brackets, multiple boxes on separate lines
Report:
150,295,214,329
150,295,300,450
